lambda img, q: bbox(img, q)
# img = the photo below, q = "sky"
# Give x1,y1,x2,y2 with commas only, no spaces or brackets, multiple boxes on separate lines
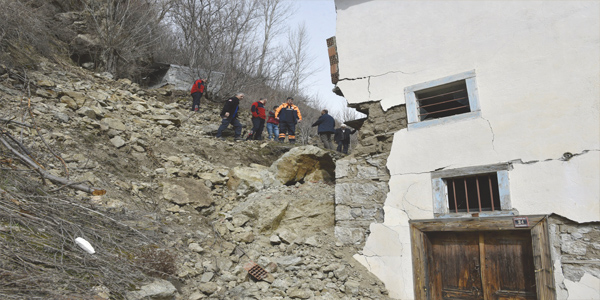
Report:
283,0,355,120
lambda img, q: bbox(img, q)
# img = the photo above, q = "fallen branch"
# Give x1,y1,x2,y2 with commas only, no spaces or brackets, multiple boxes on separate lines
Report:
0,117,32,128
0,134,105,195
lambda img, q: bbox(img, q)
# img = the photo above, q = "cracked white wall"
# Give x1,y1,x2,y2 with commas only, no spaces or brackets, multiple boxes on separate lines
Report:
334,1,600,299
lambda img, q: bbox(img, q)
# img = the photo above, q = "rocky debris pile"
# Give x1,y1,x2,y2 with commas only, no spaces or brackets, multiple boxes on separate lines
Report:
0,61,391,300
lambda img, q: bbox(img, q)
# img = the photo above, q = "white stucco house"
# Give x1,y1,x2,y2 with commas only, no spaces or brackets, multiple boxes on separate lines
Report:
332,1,600,299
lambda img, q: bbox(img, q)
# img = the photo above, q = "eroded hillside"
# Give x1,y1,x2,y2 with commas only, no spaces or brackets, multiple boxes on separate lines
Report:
0,61,391,299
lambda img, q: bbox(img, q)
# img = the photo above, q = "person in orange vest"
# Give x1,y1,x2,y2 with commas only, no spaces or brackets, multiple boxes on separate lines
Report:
274,97,302,143
190,78,206,112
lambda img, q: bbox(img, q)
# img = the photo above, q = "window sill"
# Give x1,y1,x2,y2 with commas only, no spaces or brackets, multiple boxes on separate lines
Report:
434,209,518,219
408,110,481,131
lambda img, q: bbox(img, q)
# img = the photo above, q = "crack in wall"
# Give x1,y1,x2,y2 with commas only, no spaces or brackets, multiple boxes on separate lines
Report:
481,116,498,154
388,149,599,178
401,182,429,214
510,149,599,165
339,69,417,82
390,165,453,177
362,222,405,259
361,254,374,271
367,76,371,99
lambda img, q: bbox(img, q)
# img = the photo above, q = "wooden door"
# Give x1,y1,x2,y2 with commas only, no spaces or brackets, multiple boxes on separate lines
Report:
428,231,537,300
483,231,537,300
430,232,484,299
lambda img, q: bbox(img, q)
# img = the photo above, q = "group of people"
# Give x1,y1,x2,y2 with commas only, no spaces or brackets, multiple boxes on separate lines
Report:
190,79,356,153
211,93,303,144
311,109,357,154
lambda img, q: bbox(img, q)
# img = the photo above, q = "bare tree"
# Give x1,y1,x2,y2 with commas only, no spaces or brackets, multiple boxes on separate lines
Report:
337,106,365,123
169,0,266,96
284,23,315,94
256,0,293,79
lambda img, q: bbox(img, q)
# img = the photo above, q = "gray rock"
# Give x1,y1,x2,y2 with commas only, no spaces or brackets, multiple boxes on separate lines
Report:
271,278,290,291
560,234,587,255
126,279,177,300
333,265,349,281
151,115,181,126
227,164,278,194
232,214,250,227
60,95,78,110
188,243,204,253
287,287,312,299
277,229,297,244
275,255,302,267
234,231,254,243
102,118,127,131
344,280,360,295
197,282,219,295
270,234,281,245
77,107,96,119
110,136,126,148
188,291,204,300
200,272,214,283
162,179,214,208
54,112,70,123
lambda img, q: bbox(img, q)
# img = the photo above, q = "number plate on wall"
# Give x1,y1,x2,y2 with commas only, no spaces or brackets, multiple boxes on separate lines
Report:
513,216,530,228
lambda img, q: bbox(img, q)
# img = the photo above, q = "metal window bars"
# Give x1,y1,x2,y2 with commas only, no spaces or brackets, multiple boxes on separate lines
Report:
416,84,470,119
447,173,500,213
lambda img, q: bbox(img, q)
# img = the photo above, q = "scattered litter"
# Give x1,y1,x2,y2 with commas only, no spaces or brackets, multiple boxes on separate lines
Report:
75,237,95,254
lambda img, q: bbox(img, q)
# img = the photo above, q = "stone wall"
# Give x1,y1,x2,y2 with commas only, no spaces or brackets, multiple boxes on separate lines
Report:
549,215,600,298
334,101,407,245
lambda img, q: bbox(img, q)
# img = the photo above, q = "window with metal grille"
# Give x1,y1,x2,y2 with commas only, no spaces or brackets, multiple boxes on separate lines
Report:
431,164,513,217
405,70,481,130
416,80,470,121
445,173,501,213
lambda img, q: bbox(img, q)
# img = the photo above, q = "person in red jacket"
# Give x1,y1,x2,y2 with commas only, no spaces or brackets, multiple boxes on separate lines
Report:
246,98,267,140
190,78,205,111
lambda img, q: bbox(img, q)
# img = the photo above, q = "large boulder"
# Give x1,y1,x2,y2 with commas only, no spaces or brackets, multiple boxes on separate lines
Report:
227,163,279,195
229,182,334,236
162,178,214,208
269,146,335,185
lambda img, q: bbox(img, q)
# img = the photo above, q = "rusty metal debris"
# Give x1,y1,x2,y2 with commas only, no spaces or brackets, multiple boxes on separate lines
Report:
243,261,269,281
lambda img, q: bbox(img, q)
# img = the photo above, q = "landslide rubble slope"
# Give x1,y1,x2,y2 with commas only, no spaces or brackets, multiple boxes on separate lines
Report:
0,61,391,300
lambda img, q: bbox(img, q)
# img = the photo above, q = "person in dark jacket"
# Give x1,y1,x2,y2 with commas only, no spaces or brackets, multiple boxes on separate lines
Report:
274,97,302,143
216,93,244,140
190,78,205,111
246,98,267,140
334,124,357,154
311,109,335,150
266,106,279,141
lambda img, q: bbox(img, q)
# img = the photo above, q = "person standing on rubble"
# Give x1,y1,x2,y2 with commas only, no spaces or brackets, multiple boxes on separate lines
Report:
274,97,302,143
311,109,335,150
334,124,357,154
190,78,206,112
216,93,244,140
266,105,279,141
246,98,267,140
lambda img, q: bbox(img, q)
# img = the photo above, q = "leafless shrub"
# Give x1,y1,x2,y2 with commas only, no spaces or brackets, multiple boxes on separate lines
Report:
82,0,172,78
0,0,53,60
0,69,171,299
0,167,170,299
133,246,177,278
